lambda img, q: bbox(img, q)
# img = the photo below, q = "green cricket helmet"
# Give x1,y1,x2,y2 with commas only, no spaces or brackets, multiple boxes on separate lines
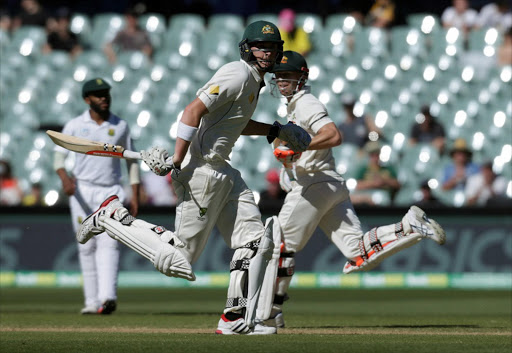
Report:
271,50,308,74
239,21,284,70
270,51,309,97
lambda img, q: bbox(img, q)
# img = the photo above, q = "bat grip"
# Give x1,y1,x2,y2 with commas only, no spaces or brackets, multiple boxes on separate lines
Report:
123,150,142,160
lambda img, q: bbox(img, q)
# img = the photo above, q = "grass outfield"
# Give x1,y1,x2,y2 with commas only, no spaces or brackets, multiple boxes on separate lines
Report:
0,288,510,353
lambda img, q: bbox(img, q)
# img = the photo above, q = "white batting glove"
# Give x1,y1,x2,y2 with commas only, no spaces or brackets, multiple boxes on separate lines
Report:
267,121,311,152
141,146,177,176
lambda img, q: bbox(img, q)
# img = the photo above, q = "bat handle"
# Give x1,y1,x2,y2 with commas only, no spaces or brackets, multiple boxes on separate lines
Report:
123,150,143,160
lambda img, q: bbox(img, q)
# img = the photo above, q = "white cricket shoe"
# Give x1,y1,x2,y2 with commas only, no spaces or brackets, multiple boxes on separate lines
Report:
250,322,277,335
407,206,446,245
80,306,99,314
76,195,123,244
215,314,251,335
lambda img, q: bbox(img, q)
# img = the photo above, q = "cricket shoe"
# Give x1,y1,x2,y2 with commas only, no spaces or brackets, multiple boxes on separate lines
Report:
76,195,123,244
406,206,446,245
80,305,99,315
97,299,117,315
215,314,251,335
250,322,277,335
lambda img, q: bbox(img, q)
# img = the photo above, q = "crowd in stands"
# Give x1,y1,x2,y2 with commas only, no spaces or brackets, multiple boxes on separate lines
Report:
0,1,510,208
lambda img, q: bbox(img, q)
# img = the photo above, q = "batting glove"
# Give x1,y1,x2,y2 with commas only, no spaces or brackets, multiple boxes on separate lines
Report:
267,121,311,152
274,145,302,164
141,147,181,176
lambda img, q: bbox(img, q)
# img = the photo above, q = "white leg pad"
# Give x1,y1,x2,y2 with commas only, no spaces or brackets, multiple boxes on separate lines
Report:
256,216,282,322
101,212,195,281
343,232,423,274
245,216,276,328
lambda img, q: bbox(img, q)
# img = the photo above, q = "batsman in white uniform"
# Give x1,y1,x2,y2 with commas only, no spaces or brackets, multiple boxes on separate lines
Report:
54,78,140,315
75,22,311,334
259,51,447,329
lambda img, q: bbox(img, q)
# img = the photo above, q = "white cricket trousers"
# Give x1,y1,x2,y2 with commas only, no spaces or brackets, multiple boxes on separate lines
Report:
279,172,363,259
69,180,125,308
172,157,265,264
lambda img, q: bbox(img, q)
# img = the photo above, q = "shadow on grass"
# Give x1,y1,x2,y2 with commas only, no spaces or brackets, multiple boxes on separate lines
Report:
297,324,484,329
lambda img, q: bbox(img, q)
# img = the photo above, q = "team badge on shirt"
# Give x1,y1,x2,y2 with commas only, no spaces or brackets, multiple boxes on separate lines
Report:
209,85,219,95
262,25,274,34
248,93,255,103
108,129,115,136
78,216,83,224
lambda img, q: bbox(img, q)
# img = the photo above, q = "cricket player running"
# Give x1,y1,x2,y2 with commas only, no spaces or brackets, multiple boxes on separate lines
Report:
256,51,446,331
76,22,311,334
54,78,141,314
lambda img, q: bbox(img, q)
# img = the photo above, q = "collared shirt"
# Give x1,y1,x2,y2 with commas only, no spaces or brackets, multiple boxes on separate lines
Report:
285,87,336,173
191,60,264,163
54,110,133,186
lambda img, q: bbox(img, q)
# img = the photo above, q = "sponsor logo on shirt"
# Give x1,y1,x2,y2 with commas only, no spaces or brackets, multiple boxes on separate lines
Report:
80,128,90,137
78,216,83,224
209,85,219,95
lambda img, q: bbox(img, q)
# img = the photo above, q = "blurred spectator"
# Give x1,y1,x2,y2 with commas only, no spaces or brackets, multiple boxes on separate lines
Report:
365,0,396,28
497,28,512,66
104,8,153,64
416,179,444,207
441,138,480,191
140,172,177,206
353,141,401,203
12,0,51,31
22,182,43,206
476,1,512,31
441,0,478,33
337,93,381,151
0,9,12,32
409,105,446,154
42,7,82,58
0,160,23,206
278,8,312,57
465,161,508,206
258,169,287,211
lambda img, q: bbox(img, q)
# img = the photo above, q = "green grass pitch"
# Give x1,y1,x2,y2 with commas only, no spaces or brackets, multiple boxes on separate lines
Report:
1,287,510,353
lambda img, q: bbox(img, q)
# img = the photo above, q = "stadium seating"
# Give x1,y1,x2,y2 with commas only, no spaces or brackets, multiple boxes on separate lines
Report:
2,11,511,206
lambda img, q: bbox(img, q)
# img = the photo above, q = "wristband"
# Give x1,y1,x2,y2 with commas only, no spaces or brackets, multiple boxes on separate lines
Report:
177,121,198,142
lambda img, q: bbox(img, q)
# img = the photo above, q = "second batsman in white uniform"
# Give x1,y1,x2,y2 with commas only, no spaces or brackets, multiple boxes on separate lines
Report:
260,51,447,330
75,21,311,334
54,78,140,314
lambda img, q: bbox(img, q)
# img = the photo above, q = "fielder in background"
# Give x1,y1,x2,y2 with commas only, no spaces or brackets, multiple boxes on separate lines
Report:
54,78,140,315
260,51,446,331
76,21,311,334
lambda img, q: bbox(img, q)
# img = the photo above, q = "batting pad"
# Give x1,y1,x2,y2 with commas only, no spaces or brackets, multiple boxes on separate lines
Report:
102,217,195,281
245,217,276,328
256,216,282,321
343,232,423,274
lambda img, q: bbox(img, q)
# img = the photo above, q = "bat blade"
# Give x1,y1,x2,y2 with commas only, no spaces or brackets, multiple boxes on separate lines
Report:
46,130,141,160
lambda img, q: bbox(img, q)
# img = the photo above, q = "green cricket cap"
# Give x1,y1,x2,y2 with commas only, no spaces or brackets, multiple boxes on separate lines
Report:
82,78,111,97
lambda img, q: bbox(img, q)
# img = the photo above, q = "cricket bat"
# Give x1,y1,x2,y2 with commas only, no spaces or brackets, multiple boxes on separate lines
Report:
46,130,142,160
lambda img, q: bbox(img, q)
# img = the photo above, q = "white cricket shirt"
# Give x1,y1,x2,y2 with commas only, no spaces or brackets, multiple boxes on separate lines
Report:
54,110,133,186
286,87,336,174
191,60,264,163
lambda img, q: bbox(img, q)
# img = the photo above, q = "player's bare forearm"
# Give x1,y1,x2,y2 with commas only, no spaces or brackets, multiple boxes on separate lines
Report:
241,119,272,136
173,98,208,166
307,123,341,150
